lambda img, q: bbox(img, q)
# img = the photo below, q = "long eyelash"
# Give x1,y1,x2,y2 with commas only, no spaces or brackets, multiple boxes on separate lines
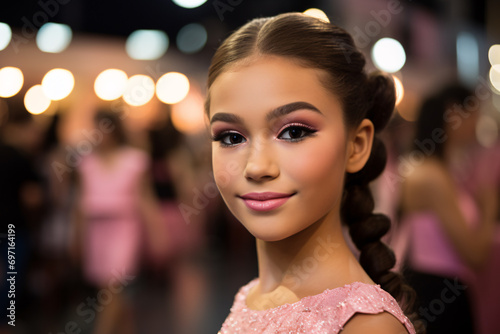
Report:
279,123,317,133
211,131,234,142
211,130,245,147
278,123,317,142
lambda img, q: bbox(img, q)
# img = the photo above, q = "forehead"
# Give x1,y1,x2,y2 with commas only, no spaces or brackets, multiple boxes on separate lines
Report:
209,55,341,118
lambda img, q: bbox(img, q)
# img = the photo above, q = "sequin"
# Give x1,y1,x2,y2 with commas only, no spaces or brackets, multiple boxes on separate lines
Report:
218,279,416,334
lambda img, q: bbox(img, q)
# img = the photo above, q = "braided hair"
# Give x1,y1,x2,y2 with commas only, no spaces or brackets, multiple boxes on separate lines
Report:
206,12,423,332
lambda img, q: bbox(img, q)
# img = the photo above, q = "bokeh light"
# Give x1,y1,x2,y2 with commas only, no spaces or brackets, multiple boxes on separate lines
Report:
172,0,207,9
156,72,190,104
303,8,330,23
126,30,169,60
36,23,72,53
392,75,404,106
171,86,206,134
94,69,128,101
0,22,12,51
456,32,479,87
24,85,51,115
41,68,75,100
372,38,406,73
488,44,500,66
489,64,500,92
123,75,155,106
176,23,207,54
0,67,24,98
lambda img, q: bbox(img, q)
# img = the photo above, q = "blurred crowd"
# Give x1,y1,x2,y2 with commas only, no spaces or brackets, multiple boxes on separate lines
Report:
0,97,257,334
0,81,499,334
377,84,500,334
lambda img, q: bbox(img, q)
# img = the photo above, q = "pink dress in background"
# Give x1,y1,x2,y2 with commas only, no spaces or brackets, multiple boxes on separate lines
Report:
219,279,415,334
402,190,479,283
78,147,148,286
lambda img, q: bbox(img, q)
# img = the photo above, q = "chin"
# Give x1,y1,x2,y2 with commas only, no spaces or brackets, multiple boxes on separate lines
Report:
242,220,303,243
249,231,291,242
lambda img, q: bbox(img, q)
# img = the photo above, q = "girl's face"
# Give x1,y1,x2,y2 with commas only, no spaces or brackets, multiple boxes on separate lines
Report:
209,55,369,242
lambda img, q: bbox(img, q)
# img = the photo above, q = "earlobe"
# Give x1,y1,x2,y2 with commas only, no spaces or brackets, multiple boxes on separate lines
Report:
345,119,374,173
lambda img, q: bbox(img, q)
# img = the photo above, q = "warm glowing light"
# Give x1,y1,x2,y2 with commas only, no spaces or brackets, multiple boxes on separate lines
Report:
490,64,500,92
24,85,51,115
36,23,72,53
126,30,169,60
176,23,207,54
171,86,206,134
172,0,207,9
0,22,12,51
489,44,500,66
156,72,190,104
392,75,404,106
372,38,406,73
303,8,330,23
41,68,75,100
123,75,155,106
94,69,128,101
0,67,24,98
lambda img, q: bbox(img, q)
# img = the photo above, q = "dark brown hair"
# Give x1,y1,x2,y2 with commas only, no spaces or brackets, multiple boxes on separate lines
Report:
94,110,127,146
414,84,473,160
206,12,422,332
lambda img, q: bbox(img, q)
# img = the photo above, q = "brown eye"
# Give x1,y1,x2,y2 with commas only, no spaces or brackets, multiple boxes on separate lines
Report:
278,126,316,141
288,127,304,139
224,133,245,145
212,131,247,147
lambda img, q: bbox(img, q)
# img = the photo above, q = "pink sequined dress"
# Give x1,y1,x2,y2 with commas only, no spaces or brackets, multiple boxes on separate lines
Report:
219,279,415,334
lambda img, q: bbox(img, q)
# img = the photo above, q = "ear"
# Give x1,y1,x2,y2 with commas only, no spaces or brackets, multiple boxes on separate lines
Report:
345,119,374,173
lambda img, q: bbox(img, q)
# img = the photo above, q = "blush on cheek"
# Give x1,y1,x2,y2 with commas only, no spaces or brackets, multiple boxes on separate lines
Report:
213,159,243,190
288,142,345,182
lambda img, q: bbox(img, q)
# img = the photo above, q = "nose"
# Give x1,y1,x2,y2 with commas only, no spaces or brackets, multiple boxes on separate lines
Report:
244,138,279,182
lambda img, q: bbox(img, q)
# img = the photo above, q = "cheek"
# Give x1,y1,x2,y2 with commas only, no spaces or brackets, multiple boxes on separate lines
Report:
283,135,347,188
212,146,243,194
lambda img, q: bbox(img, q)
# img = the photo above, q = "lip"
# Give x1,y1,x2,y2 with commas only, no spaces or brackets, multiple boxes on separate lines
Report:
239,192,295,212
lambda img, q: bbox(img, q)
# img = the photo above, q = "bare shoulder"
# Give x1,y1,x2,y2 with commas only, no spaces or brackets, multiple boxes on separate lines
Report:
405,158,449,189
341,312,409,334
402,159,453,210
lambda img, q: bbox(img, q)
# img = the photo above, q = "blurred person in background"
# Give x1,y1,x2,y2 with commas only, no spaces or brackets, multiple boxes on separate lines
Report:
148,114,210,334
460,127,500,334
34,113,82,331
72,110,166,334
0,99,44,332
396,84,498,333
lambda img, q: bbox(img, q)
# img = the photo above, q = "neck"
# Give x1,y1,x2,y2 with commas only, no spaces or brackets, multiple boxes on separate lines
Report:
255,212,365,298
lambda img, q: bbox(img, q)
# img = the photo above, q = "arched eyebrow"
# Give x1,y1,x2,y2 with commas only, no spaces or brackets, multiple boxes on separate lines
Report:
209,112,243,125
266,101,322,122
210,101,322,125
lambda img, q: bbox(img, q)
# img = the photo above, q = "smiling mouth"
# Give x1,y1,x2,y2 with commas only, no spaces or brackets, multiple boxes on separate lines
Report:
238,192,295,212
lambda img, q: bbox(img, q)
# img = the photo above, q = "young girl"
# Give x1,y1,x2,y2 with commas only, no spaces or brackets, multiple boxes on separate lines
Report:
73,111,165,334
206,13,419,333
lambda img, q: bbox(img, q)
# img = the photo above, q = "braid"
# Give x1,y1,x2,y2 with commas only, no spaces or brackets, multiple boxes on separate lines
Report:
341,72,425,333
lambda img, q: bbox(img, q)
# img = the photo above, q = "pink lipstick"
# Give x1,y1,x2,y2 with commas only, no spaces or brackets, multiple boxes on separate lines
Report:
239,192,295,212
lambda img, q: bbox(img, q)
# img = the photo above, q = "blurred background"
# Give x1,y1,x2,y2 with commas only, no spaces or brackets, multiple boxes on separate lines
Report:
0,0,499,333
